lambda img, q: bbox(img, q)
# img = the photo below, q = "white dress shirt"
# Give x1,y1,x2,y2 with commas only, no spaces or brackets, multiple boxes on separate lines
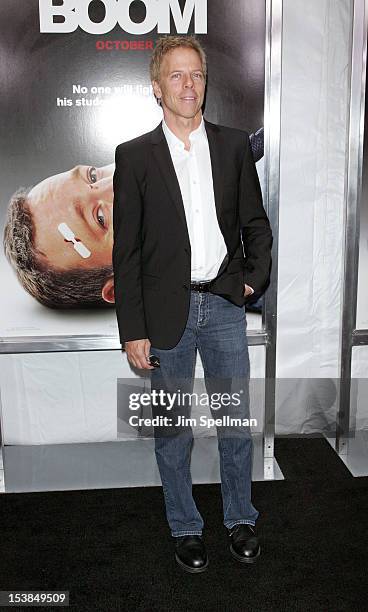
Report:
162,118,227,282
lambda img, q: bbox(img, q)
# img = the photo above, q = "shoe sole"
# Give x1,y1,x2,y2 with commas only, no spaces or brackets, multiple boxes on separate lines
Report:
230,545,261,564
175,553,209,574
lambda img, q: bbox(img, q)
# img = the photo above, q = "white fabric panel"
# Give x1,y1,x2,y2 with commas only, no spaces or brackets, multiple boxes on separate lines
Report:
352,347,368,430
0,352,134,445
0,344,265,445
276,0,352,432
278,0,351,377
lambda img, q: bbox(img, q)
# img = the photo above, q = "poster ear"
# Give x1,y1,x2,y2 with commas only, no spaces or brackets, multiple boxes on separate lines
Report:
102,275,115,303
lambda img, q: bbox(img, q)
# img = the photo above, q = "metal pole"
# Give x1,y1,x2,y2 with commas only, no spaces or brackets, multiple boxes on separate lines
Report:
263,0,282,460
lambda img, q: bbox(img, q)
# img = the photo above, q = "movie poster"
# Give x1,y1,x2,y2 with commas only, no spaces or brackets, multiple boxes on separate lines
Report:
0,0,266,339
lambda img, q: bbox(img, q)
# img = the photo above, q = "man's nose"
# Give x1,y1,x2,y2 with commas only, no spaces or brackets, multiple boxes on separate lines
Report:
184,74,194,88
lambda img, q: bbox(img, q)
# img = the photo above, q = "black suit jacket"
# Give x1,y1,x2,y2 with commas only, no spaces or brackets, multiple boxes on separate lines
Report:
113,120,272,349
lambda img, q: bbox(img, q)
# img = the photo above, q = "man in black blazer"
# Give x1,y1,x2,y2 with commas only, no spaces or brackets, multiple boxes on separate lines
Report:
113,36,272,573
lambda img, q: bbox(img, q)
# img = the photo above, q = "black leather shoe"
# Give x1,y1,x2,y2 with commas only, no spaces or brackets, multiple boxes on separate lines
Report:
229,524,260,563
174,535,209,573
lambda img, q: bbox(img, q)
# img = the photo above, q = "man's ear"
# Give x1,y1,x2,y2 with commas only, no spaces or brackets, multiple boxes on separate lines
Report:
152,80,162,100
102,275,115,303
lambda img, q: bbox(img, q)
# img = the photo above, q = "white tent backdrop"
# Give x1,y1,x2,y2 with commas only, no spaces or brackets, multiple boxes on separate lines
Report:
275,0,364,432
277,0,351,380
1,0,366,447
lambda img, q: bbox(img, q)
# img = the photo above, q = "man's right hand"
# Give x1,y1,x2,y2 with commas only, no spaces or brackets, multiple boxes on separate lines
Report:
124,339,154,370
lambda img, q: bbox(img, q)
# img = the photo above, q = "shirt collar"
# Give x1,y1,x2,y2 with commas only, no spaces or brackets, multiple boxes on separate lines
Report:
162,117,205,152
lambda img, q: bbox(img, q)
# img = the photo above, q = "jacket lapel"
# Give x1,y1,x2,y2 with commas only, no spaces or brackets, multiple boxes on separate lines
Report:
205,121,228,274
204,120,224,220
151,123,188,231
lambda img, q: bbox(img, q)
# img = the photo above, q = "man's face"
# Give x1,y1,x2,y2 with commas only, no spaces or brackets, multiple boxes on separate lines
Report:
28,164,113,271
153,47,206,123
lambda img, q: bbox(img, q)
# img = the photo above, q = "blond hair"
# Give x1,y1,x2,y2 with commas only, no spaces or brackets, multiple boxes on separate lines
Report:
150,35,207,83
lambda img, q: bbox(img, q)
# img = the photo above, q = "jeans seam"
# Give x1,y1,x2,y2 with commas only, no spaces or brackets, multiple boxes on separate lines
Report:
221,459,233,520
160,476,175,515
197,324,233,523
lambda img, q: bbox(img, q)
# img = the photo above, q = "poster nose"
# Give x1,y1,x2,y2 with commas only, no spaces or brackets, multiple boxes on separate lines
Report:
91,176,113,202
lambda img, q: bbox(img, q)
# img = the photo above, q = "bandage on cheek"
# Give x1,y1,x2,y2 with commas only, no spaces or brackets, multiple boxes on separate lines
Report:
73,241,91,258
57,222,91,259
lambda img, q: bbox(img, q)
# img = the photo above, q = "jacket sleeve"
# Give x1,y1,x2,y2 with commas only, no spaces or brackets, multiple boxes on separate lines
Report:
239,135,273,295
112,145,147,344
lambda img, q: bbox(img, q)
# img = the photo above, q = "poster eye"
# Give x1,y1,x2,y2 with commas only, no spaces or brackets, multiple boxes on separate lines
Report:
88,167,97,183
97,205,105,228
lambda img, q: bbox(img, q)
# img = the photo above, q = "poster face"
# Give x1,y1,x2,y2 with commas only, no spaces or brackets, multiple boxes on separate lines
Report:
0,0,266,338
357,46,368,328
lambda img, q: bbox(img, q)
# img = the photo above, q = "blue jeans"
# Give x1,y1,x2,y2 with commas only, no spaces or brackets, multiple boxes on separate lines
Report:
151,291,259,537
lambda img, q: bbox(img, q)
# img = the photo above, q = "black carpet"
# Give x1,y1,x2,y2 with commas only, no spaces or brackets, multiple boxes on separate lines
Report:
0,436,367,612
